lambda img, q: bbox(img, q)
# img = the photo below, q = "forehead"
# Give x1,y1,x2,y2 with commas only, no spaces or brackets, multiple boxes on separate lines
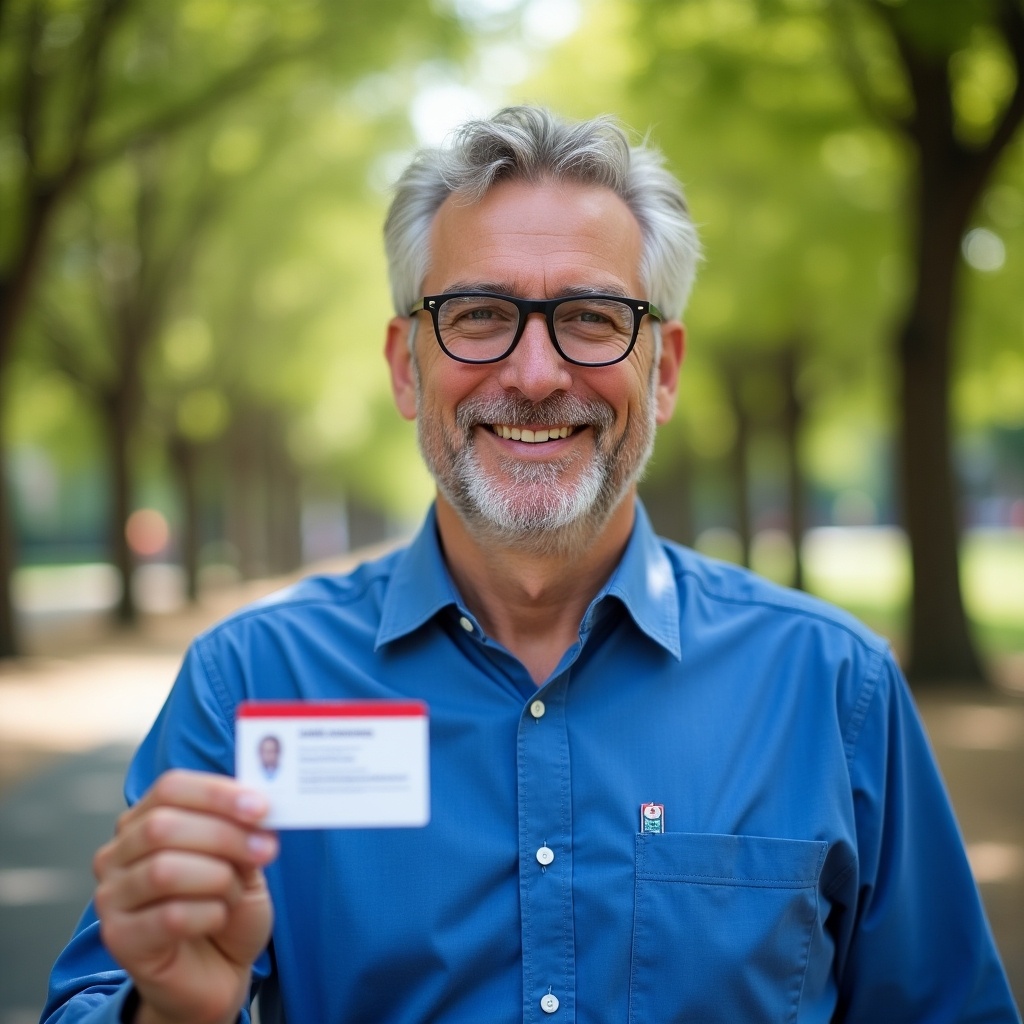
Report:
424,178,644,296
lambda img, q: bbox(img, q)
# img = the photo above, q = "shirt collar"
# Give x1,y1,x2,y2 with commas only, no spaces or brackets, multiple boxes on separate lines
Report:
375,501,681,660
594,501,681,660
376,505,461,650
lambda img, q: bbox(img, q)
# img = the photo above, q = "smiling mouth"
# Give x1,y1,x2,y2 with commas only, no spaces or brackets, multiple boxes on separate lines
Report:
490,425,577,443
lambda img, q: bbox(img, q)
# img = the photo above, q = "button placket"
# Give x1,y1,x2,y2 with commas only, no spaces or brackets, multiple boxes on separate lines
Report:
518,681,575,1021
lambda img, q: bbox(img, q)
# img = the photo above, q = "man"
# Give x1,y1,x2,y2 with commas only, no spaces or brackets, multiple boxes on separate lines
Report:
43,106,1018,1023
256,736,281,780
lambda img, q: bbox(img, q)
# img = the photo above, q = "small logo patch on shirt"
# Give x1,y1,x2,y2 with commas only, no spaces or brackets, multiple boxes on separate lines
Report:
641,802,664,833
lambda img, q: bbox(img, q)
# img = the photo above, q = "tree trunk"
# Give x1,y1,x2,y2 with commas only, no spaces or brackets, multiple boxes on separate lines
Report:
724,361,753,568
105,394,137,625
170,436,202,603
265,424,303,576
898,160,984,683
638,446,695,547
226,412,267,580
0,395,19,657
779,347,806,591
887,21,1014,686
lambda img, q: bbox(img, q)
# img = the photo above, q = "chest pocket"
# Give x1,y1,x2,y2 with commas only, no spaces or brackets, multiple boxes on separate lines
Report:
629,832,827,1024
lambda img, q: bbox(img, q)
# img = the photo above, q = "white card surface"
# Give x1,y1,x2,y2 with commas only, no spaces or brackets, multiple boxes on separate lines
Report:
235,700,430,829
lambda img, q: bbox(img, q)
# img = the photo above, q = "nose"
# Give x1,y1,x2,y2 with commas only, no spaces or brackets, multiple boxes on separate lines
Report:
495,312,573,401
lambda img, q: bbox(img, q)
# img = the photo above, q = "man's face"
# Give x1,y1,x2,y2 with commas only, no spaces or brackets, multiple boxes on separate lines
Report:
259,737,280,771
387,178,682,550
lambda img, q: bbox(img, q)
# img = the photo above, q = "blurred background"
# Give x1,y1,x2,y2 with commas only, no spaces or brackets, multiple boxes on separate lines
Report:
0,0,1022,1019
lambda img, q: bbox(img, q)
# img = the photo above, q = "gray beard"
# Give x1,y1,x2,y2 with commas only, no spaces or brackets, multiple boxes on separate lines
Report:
415,379,657,558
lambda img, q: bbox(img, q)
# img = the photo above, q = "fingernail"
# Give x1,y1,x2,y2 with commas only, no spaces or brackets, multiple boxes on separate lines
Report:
236,791,268,819
247,833,277,858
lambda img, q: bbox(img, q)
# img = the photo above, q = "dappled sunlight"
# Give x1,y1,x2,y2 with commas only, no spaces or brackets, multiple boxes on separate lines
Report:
925,704,1024,751
802,526,910,605
963,530,1024,627
12,564,120,615
968,843,1024,885
800,527,1024,645
13,562,187,618
0,652,177,752
0,867,77,907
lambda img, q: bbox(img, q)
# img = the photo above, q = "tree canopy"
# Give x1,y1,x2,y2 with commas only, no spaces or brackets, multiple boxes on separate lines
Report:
2,0,1021,680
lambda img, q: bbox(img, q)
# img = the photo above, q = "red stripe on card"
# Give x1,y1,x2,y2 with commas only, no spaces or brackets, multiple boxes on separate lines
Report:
237,700,427,719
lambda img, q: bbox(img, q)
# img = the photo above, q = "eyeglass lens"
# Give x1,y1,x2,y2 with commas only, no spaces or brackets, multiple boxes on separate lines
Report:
435,295,636,364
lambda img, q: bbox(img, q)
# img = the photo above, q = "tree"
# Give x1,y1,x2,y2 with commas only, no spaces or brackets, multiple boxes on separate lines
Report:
0,0,462,653
40,137,229,622
831,0,1024,682
0,0,314,650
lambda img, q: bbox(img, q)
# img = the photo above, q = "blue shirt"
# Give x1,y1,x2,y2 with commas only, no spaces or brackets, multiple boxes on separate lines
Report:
42,504,1019,1023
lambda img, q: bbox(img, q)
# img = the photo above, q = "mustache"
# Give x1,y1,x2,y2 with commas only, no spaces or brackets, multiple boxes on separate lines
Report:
455,393,615,432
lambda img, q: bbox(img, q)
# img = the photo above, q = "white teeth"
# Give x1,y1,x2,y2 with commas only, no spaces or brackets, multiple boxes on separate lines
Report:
493,425,574,443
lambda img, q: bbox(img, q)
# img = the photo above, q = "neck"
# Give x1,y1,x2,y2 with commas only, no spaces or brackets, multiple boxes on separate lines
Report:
435,494,636,685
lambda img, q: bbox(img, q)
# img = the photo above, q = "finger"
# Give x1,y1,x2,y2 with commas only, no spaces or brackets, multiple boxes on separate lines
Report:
95,805,278,877
210,867,276,965
97,851,245,916
239,863,271,895
116,770,268,835
100,898,233,961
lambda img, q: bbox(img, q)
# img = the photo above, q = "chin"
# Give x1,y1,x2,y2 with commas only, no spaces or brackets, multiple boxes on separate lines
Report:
452,477,626,558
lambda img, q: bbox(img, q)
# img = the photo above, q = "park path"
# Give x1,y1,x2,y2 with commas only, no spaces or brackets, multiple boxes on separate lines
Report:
0,570,1021,1023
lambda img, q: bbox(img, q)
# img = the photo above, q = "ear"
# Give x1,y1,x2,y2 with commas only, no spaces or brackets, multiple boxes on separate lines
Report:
654,320,685,425
385,316,418,421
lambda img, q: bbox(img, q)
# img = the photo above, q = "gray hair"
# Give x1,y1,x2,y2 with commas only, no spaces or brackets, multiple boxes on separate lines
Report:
383,106,701,320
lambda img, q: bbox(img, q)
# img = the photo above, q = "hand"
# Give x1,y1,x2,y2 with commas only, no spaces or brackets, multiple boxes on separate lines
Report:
93,770,279,1024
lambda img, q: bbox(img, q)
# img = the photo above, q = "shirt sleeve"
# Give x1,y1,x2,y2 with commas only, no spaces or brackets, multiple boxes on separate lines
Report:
39,641,272,1024
36,963,135,1024
834,652,1020,1022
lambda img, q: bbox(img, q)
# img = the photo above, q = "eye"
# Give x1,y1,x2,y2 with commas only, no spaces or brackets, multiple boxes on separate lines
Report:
556,299,632,334
448,303,513,328
438,296,518,338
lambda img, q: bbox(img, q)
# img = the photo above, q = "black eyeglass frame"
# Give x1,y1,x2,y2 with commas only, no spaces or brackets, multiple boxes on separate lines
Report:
408,291,663,367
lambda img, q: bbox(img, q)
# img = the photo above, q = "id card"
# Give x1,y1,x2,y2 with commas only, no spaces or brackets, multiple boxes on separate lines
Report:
235,700,429,829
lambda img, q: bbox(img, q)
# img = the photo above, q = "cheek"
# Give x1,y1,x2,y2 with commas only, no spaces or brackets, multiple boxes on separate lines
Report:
597,368,650,423
422,360,495,416
412,352,453,409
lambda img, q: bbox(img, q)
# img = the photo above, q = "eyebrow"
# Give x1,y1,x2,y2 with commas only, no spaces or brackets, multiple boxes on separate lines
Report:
440,281,632,299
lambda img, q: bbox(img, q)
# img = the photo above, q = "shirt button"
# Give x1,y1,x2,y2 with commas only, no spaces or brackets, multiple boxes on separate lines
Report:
540,993,559,1014
458,615,474,632
536,845,554,866
530,699,546,719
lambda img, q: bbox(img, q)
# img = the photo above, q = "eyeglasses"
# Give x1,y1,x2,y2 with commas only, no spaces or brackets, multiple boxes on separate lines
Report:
408,292,663,367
